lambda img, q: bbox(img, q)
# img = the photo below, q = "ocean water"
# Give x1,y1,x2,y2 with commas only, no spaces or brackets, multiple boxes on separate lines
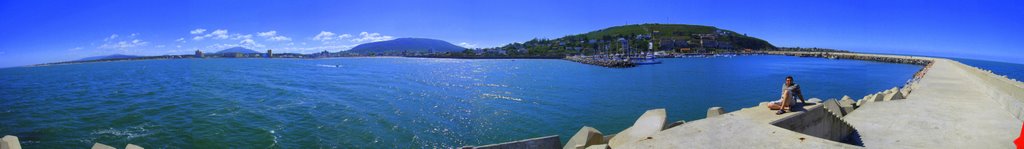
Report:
0,56,925,148
952,58,1024,81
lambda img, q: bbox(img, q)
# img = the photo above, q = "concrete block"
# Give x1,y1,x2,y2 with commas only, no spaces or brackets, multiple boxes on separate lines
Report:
92,143,115,149
565,126,604,149
839,96,856,107
841,106,856,115
126,144,144,149
862,94,875,103
601,134,614,145
706,107,725,118
608,109,666,148
856,99,867,107
871,93,885,102
758,102,769,107
770,105,856,142
900,87,912,97
584,144,608,149
807,98,822,103
1,135,21,149
475,135,560,149
883,90,905,101
665,120,686,130
822,99,845,117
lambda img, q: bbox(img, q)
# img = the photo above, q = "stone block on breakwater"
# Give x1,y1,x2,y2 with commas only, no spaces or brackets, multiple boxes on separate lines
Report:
758,102,770,107
823,99,846,117
565,126,604,149
585,144,608,149
707,107,725,118
839,96,857,113
126,144,144,149
91,143,115,149
665,120,687,130
471,135,561,149
807,98,823,103
870,93,885,102
1,135,21,149
883,90,905,101
900,87,912,98
608,109,666,148
839,96,855,105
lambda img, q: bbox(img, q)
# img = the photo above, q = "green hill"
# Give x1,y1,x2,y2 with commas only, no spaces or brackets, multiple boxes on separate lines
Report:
496,24,776,56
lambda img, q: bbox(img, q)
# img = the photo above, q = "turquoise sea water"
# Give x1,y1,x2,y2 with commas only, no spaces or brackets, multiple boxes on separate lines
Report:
0,56,926,148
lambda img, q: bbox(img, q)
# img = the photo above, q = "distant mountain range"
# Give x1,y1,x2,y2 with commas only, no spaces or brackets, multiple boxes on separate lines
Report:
77,54,141,61
347,38,466,54
215,47,261,54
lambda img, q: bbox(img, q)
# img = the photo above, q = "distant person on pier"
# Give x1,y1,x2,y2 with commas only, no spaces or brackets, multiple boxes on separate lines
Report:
768,76,806,115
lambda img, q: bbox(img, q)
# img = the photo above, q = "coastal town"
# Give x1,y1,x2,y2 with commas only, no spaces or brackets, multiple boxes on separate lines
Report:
37,24,848,68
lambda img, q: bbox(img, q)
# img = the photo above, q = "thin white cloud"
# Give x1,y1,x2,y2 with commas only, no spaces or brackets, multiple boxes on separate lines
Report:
105,34,119,41
99,39,148,49
192,29,233,40
190,28,207,34
457,42,477,48
175,38,186,43
268,36,291,41
210,29,229,39
155,45,167,48
258,30,291,41
68,47,83,51
339,34,352,39
351,32,394,43
231,34,252,40
312,31,337,41
258,31,277,37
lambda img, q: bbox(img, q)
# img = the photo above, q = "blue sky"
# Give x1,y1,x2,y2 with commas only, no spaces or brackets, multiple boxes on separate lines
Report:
0,0,1021,67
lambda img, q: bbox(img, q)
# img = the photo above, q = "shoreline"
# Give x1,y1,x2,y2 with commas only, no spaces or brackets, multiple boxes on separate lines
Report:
4,52,1022,148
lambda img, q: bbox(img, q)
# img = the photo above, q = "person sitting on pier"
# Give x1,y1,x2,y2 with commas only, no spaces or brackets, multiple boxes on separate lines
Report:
767,76,806,115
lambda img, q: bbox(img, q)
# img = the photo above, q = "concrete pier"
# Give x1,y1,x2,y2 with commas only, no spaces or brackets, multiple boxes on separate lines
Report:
842,58,1022,148
617,53,1023,148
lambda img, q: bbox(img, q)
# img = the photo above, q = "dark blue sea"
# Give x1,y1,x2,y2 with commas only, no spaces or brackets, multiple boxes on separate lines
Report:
952,58,1024,81
0,56,937,148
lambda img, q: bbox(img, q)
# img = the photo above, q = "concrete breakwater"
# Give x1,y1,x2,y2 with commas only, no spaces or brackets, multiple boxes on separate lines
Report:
564,56,637,68
467,52,1024,148
765,51,932,66
0,135,144,149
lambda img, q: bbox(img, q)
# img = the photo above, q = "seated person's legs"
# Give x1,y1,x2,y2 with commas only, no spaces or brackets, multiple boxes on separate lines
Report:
766,99,788,110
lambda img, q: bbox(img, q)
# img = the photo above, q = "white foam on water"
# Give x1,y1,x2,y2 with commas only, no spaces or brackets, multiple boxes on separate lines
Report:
481,93,523,102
